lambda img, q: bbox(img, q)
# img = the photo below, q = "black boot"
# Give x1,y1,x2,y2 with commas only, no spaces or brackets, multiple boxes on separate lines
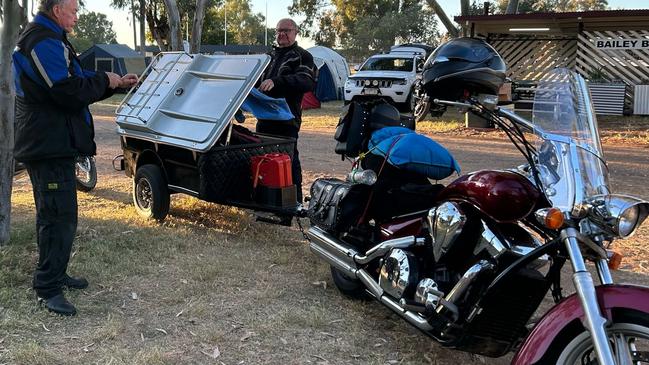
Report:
38,294,77,316
63,274,88,290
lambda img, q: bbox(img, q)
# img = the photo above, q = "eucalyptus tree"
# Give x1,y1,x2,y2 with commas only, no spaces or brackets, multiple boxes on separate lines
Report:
0,0,28,246
111,0,218,51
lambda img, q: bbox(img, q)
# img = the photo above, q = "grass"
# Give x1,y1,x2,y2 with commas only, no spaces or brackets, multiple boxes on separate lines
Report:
7,178,488,364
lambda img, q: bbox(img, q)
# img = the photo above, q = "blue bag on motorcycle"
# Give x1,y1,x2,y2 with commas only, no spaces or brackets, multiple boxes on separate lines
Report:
368,127,460,180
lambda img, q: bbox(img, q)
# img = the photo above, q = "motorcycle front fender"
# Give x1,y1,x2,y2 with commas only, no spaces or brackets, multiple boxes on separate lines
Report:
512,284,649,365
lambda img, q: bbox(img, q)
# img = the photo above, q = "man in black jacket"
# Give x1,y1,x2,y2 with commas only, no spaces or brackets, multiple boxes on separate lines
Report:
256,18,316,204
12,0,137,316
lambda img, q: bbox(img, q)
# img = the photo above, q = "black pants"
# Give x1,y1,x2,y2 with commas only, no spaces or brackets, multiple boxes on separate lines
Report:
25,158,77,299
256,120,303,202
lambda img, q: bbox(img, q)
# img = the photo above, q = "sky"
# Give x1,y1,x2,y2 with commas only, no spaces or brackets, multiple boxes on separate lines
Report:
83,0,649,49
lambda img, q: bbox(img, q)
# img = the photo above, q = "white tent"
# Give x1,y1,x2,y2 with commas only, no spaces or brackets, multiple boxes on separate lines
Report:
306,46,350,101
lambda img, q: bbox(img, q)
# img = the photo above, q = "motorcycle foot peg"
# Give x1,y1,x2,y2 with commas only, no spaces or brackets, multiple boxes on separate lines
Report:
399,298,428,313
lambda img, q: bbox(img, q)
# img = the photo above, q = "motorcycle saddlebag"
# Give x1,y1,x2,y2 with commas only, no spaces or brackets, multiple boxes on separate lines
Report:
307,178,370,232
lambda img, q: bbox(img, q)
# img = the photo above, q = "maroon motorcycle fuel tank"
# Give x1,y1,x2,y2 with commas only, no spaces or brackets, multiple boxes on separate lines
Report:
438,170,541,223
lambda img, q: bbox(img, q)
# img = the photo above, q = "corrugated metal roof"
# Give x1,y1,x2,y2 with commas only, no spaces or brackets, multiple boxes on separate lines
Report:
455,9,649,22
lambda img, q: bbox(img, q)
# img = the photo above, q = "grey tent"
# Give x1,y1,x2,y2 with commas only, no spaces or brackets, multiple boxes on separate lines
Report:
79,44,146,76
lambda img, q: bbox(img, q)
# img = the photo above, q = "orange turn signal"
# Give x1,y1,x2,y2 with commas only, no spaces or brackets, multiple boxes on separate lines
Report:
535,208,565,229
607,250,623,270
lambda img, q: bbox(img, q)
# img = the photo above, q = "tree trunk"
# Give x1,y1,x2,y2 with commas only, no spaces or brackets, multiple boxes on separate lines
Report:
189,0,207,53
506,0,519,14
145,6,166,51
426,0,459,38
139,0,146,55
162,0,182,51
0,0,27,246
460,0,469,16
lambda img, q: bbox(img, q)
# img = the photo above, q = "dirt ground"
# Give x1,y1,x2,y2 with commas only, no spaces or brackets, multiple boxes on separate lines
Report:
4,102,649,364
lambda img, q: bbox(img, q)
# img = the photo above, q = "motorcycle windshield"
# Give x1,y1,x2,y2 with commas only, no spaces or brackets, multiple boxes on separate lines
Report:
531,68,610,215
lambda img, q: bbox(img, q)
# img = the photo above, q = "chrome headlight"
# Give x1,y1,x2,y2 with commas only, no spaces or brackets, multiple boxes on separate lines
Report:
589,194,649,238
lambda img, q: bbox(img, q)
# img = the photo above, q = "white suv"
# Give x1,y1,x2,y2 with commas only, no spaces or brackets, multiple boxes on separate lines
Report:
344,48,426,112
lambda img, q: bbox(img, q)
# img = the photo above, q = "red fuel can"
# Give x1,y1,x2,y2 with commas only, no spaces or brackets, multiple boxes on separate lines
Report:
251,153,293,188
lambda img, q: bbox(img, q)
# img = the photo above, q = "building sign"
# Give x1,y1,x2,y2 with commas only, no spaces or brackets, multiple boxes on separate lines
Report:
594,38,649,50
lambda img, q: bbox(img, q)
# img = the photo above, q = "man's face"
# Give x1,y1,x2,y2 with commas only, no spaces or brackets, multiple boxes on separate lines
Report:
275,20,297,48
52,0,78,33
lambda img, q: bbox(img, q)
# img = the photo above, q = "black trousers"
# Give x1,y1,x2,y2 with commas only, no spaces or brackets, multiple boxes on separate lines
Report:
256,120,303,202
25,157,77,299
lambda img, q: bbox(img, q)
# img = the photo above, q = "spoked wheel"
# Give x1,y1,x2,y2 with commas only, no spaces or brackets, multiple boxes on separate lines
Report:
550,310,649,364
75,156,97,192
330,266,369,300
133,164,170,221
412,80,430,122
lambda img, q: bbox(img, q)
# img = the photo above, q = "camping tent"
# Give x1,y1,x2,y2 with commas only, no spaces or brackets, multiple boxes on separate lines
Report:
304,46,350,108
79,44,147,76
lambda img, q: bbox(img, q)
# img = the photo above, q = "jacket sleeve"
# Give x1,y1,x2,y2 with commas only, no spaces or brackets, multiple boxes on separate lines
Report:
30,37,110,110
271,50,316,94
83,69,116,101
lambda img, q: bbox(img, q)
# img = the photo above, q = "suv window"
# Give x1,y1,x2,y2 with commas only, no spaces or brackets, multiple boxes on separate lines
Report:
360,57,414,72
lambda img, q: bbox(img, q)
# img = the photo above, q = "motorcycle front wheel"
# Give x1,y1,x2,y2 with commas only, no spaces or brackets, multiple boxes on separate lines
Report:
75,156,97,192
551,309,649,364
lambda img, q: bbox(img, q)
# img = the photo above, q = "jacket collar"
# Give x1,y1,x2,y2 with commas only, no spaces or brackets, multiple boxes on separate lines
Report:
34,12,65,35
273,41,299,52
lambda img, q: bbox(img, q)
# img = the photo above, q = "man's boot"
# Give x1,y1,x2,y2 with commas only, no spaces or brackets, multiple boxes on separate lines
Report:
38,293,77,316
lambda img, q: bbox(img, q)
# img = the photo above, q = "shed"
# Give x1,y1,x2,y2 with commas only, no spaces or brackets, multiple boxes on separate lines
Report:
455,10,649,115
307,46,350,103
79,44,146,76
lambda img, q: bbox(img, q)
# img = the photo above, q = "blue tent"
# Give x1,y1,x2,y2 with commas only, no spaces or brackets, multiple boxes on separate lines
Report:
307,46,350,102
79,44,146,76
315,64,337,101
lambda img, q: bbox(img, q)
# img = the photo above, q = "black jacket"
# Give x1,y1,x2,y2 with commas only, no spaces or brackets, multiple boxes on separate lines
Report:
261,42,316,127
12,13,113,162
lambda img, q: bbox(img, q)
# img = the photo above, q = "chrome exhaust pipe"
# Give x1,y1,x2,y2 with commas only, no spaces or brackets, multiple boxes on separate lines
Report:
308,226,360,278
308,226,433,332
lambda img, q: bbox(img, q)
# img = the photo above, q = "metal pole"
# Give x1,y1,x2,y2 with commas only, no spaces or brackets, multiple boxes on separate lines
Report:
224,1,227,46
264,0,268,46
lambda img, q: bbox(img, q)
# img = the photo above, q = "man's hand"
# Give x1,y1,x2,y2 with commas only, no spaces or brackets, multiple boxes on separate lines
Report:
258,79,275,92
119,74,138,89
106,72,121,89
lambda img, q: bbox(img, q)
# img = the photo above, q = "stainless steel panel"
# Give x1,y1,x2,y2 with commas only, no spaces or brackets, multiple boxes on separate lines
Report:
116,52,270,152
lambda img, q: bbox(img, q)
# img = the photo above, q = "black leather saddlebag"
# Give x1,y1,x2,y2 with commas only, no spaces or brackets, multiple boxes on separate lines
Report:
307,178,369,233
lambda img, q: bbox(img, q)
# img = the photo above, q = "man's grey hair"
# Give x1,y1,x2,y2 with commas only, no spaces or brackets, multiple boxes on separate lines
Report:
39,0,69,14
277,18,299,31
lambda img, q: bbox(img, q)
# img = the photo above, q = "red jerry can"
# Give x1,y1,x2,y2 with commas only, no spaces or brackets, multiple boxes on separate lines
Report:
251,153,293,188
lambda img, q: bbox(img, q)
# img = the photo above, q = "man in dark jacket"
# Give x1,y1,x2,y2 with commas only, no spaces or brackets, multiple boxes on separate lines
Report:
256,18,316,204
12,0,137,316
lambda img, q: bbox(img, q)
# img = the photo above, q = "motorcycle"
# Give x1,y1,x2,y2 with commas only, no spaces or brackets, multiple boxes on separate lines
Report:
14,155,97,192
305,40,649,364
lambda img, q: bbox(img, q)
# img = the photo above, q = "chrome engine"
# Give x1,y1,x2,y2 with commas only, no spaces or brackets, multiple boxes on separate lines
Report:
379,249,418,299
415,278,444,310
428,202,466,261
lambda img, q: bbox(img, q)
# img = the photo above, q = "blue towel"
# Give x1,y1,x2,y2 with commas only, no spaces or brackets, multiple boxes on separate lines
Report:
240,88,295,121
369,127,461,180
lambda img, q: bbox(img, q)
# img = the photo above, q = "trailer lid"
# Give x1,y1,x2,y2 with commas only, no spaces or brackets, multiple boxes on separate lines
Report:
115,52,271,152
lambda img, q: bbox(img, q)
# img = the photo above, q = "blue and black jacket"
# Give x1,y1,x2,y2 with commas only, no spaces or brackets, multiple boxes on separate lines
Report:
12,12,113,162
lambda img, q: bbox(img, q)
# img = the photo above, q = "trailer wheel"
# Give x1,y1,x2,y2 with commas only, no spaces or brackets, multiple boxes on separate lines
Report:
133,164,170,221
